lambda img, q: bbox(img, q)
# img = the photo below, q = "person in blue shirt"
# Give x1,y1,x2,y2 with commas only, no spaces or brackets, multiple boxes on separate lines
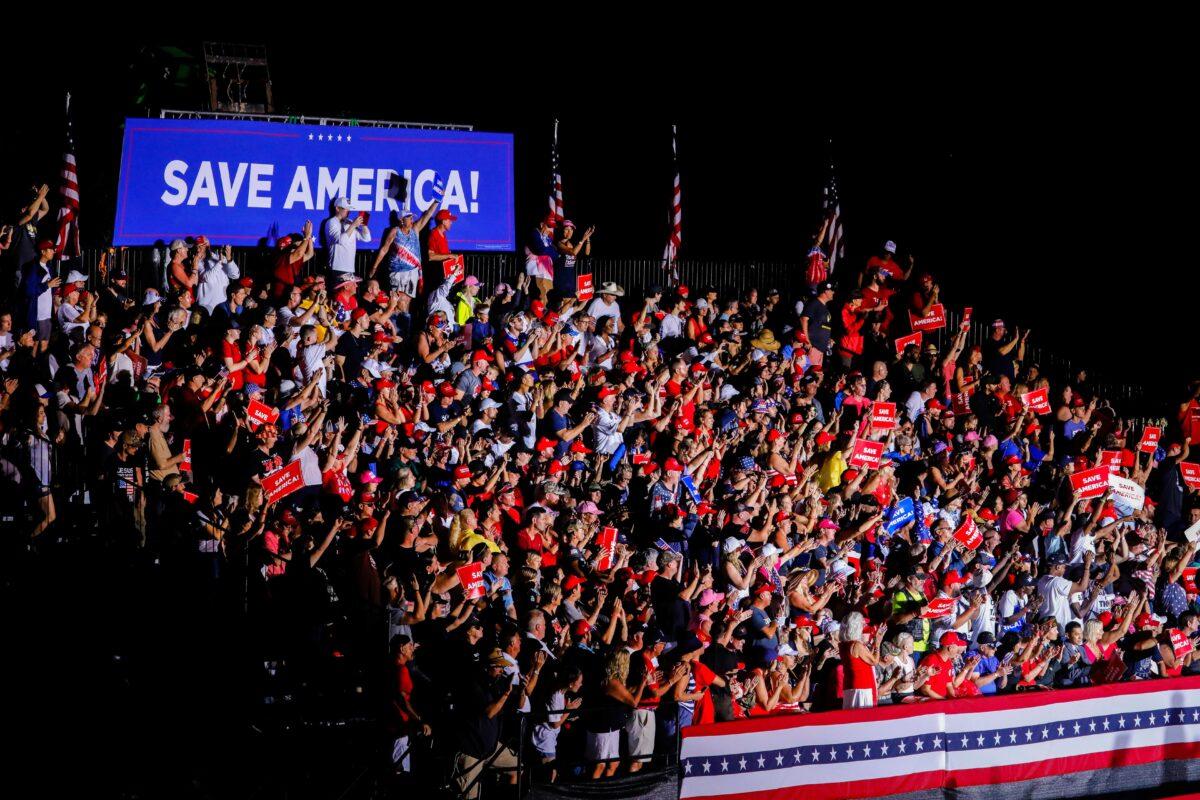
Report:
965,632,1011,695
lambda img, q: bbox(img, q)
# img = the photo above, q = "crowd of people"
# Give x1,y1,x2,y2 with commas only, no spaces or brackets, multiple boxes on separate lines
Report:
3,176,1200,798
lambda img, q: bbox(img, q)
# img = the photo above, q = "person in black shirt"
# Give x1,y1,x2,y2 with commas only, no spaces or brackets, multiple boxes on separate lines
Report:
800,281,835,365
335,309,371,381
451,652,521,799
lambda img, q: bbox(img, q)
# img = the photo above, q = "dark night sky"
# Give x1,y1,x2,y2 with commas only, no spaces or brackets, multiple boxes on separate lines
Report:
1,41,1194,401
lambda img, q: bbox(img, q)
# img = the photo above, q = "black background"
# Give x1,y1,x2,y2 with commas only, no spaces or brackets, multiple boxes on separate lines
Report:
1,42,1195,393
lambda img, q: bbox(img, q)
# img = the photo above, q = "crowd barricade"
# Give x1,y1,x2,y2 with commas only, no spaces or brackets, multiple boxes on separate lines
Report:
680,676,1200,800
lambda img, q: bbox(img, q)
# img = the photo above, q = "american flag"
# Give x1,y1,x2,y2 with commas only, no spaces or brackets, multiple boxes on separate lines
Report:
663,124,681,283
680,676,1200,800
54,92,81,260
821,168,844,274
548,118,563,220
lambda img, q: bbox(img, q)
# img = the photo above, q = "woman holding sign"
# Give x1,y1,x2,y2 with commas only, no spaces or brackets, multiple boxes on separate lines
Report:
553,220,593,300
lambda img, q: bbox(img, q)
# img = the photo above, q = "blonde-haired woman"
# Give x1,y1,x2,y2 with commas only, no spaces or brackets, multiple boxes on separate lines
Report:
586,650,652,779
786,567,838,620
448,507,478,552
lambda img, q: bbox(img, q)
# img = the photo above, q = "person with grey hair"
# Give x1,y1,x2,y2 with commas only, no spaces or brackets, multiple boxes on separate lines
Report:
147,404,186,485
840,610,886,709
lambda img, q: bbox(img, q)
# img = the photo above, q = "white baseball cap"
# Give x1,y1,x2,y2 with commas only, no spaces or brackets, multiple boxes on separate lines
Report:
884,240,897,253
334,197,353,210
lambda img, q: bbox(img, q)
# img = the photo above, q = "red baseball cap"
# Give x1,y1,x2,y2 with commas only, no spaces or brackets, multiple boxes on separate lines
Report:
563,575,586,592
438,382,457,398
569,440,593,454
663,457,684,473
597,386,619,399
472,350,491,363
374,378,395,390
435,210,458,222
454,464,473,479
535,437,557,452
940,631,967,647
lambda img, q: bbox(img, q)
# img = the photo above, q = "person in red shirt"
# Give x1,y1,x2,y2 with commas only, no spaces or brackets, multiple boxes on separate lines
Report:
389,634,428,774
1178,380,1200,444
864,240,912,284
919,631,968,699
427,209,458,277
910,272,940,318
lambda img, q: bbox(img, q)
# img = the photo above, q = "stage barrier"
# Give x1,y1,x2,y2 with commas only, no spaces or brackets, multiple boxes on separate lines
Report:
680,677,1200,800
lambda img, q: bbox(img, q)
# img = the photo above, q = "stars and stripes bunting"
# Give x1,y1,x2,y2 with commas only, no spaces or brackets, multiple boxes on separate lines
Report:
548,118,563,220
663,124,682,284
55,92,81,261
680,676,1200,800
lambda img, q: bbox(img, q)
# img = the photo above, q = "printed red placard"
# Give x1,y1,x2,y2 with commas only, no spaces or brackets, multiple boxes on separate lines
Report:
576,273,594,302
247,399,280,429
908,304,946,332
443,254,466,284
1021,388,1052,415
1181,462,1200,490
457,562,485,600
261,460,304,504
1070,465,1110,499
849,438,885,470
871,402,898,431
1138,426,1161,454
596,526,618,571
922,596,957,619
894,332,922,356
953,516,982,550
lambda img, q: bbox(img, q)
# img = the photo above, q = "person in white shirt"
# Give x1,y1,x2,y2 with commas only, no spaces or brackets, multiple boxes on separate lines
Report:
658,296,685,340
1037,551,1094,627
905,380,938,422
586,283,624,332
196,243,241,314
322,197,371,278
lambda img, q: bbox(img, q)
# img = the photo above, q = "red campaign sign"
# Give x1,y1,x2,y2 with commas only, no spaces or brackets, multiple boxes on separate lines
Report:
1183,567,1198,595
457,562,486,600
1139,426,1162,454
576,273,595,302
181,439,192,472
849,438,885,470
596,526,618,571
1098,450,1123,474
246,399,280,430
870,402,898,430
894,332,922,356
953,516,983,550
963,307,973,325
951,392,973,416
182,490,199,504
908,303,947,332
1171,628,1194,659
1021,387,1052,415
443,254,466,284
1181,462,1200,491
261,460,304,504
1070,465,1110,499
631,452,651,465
922,596,957,619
